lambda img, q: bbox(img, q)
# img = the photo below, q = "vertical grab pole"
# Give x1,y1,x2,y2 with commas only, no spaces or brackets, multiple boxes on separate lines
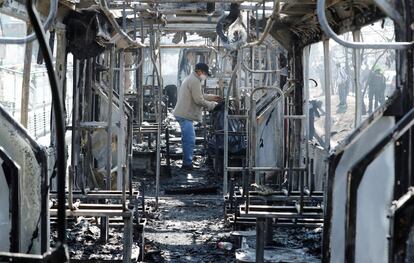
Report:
353,30,362,127
118,50,127,209
303,46,311,197
323,40,331,152
223,84,229,195
106,46,115,190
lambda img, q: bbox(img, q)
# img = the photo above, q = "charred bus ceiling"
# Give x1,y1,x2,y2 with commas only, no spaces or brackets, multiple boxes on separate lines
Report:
0,0,413,262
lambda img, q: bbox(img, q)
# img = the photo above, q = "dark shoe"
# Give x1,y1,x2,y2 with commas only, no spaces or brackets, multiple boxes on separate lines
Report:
181,164,193,171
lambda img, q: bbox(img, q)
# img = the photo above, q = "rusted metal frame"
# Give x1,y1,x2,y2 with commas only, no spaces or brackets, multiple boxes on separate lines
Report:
345,106,414,262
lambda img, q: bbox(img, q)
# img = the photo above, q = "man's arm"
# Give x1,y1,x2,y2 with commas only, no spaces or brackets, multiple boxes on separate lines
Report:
204,93,222,102
191,79,217,110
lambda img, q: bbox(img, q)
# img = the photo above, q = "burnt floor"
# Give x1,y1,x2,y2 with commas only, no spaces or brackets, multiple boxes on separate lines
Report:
50,158,322,262
140,160,322,263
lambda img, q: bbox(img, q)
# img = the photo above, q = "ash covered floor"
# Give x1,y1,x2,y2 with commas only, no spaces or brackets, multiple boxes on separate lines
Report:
140,161,322,263
50,159,322,262
139,161,235,262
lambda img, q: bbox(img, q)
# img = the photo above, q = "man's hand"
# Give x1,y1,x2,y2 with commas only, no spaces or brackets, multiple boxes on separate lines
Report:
211,95,222,102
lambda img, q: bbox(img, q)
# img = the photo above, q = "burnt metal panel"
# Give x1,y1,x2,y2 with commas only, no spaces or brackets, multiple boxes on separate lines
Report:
0,147,20,253
0,103,48,254
63,8,111,59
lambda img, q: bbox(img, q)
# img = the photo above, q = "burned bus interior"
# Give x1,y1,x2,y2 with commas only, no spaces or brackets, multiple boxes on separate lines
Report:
0,0,414,262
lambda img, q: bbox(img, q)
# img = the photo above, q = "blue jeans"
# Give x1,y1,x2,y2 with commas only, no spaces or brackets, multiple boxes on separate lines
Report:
175,116,195,166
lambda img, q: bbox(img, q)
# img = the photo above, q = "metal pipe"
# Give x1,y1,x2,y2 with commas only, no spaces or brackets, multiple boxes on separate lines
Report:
148,31,163,209
252,97,259,184
113,53,145,71
123,216,133,263
118,50,127,210
353,30,362,126
106,47,115,190
258,47,263,87
156,28,163,210
223,65,239,195
26,0,66,244
20,24,33,127
156,44,219,53
242,0,279,48
242,48,279,73
388,186,414,261
99,0,147,48
316,0,413,49
0,0,57,44
389,187,414,216
236,51,242,110
69,59,81,211
267,48,273,85
256,218,265,263
323,40,331,151
303,46,311,198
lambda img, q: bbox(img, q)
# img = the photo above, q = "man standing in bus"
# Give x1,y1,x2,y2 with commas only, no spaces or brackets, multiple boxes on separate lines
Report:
173,63,221,170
